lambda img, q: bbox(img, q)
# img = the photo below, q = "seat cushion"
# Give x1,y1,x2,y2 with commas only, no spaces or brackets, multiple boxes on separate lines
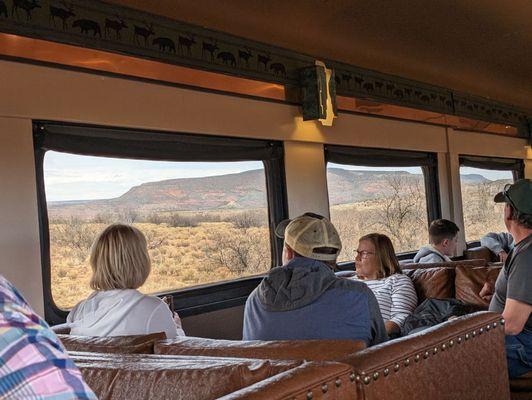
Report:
510,371,532,393
455,266,502,308
154,337,366,361
57,331,166,354
403,268,453,302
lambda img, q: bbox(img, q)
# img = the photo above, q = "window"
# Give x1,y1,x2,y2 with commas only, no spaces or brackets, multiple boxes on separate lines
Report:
35,123,287,318
326,146,440,262
459,155,523,242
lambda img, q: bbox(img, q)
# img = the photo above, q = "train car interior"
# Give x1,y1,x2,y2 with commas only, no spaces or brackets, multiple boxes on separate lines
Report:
0,1,531,399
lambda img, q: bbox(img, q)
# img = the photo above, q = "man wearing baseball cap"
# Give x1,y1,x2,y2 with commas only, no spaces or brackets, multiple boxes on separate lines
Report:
243,213,387,346
487,179,532,378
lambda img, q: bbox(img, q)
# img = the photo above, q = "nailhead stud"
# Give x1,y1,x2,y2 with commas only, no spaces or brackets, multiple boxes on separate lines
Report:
458,337,463,343
349,373,356,382
307,391,313,400
394,363,400,372
472,330,476,337
493,322,498,329
383,368,390,376
335,379,341,388
424,351,429,359
321,384,328,394
404,359,410,367
414,354,420,362
433,347,438,355
465,333,470,340
441,344,446,351
373,372,379,381
364,376,371,384
449,340,454,347
486,324,491,331
501,319,505,326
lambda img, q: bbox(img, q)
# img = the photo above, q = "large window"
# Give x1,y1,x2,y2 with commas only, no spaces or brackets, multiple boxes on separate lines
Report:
35,123,286,316
326,146,439,261
459,156,523,242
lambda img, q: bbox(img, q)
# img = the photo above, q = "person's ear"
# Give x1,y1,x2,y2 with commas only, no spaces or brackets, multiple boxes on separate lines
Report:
441,238,449,248
504,204,513,220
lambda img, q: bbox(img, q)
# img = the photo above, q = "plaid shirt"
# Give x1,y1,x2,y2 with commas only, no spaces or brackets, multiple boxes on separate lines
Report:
0,275,96,399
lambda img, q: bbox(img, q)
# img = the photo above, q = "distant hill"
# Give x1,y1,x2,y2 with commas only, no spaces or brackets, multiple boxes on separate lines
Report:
47,169,503,219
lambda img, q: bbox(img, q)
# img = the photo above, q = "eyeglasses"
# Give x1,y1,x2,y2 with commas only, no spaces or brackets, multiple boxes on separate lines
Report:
355,250,375,258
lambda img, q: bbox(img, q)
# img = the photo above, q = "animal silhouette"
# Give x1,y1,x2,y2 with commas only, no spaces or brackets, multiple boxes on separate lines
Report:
104,17,127,39
0,0,7,17
12,0,41,21
238,49,253,67
133,23,154,46
257,54,271,70
217,51,236,67
178,35,196,55
269,63,286,76
49,3,75,30
202,41,218,61
153,37,175,53
73,19,101,37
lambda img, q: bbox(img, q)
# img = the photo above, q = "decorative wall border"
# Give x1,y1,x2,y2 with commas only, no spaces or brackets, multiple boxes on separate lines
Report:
0,0,530,137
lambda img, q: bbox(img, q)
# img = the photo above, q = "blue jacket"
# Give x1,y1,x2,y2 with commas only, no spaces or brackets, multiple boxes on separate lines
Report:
242,257,387,346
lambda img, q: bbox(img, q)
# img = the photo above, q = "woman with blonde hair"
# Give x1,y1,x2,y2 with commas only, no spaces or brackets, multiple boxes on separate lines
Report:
353,233,417,336
66,224,185,338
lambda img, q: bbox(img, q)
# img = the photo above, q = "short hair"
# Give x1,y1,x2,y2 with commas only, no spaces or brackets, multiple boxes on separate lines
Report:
359,233,401,278
510,206,532,229
89,224,151,291
428,219,460,245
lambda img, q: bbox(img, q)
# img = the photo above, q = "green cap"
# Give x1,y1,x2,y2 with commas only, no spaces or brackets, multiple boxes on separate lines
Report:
494,179,532,214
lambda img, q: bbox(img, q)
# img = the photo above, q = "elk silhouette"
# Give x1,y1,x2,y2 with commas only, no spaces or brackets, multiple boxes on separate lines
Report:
12,0,41,21
133,23,154,46
104,17,127,39
257,54,271,70
217,51,236,67
73,19,101,37
0,0,7,17
238,49,253,67
49,2,74,30
178,35,195,55
269,63,286,76
153,37,175,53
202,40,218,62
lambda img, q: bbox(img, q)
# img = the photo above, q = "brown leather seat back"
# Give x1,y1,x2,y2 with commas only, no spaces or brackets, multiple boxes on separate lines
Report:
58,332,166,354
401,258,487,271
154,337,366,361
464,246,498,263
339,312,510,400
455,265,502,308
70,352,301,400
218,362,357,400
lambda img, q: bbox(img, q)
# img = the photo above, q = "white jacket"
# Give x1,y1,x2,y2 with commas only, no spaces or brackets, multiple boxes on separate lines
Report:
66,289,185,338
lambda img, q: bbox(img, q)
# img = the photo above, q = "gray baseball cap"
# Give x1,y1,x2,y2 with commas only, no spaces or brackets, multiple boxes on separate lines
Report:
494,179,532,214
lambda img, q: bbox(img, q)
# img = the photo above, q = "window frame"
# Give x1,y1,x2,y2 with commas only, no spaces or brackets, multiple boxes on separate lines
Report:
459,154,524,246
33,121,288,325
324,145,441,259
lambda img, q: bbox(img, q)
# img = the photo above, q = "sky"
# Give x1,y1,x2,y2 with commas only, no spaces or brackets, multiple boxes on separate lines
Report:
44,151,514,202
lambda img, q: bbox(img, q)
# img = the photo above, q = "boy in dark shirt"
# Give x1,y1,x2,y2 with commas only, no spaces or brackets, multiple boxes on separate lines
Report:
486,179,532,378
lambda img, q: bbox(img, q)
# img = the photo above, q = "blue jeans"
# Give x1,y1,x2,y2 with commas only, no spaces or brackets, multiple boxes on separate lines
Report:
506,329,532,379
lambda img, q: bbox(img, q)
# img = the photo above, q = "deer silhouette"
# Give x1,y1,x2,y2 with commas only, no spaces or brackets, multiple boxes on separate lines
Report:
49,2,74,30
153,37,175,53
133,23,154,46
257,54,271,70
0,0,8,17
104,16,127,39
12,0,41,21
217,51,236,67
73,19,101,37
202,40,218,62
238,49,253,67
269,63,286,76
178,35,196,56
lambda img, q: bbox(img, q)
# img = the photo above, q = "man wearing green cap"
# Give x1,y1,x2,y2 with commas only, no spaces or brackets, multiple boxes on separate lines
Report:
488,179,532,378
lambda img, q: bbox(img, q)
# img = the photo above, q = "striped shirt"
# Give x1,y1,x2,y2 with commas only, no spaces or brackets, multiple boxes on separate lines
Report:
0,275,96,399
352,274,418,327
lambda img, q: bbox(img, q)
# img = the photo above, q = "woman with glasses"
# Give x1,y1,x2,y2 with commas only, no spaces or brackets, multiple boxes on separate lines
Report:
353,233,417,336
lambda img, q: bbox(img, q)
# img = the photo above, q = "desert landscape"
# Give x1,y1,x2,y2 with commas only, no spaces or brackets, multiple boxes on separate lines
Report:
47,167,510,308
